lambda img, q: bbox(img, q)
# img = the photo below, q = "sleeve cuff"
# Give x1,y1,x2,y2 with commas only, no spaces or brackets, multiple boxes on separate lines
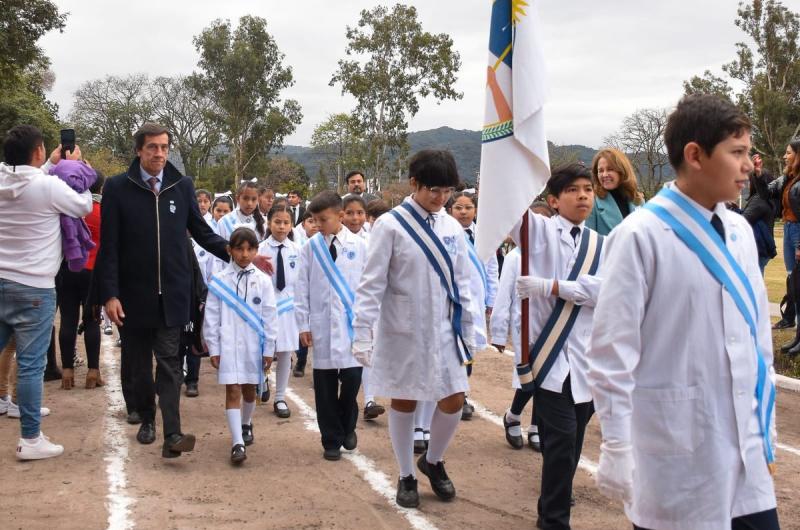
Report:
600,415,632,445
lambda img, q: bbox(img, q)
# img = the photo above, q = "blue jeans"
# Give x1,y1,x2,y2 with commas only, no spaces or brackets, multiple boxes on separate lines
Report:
782,222,800,272
0,279,57,438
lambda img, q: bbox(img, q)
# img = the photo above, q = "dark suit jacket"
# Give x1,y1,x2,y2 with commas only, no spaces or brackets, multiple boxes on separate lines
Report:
291,204,306,226
96,158,228,328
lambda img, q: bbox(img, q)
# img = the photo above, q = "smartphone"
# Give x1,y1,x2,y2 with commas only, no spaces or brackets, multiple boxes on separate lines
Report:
60,128,76,159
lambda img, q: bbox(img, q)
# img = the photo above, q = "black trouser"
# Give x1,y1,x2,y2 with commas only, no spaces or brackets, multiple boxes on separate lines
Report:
45,326,59,375
295,345,308,370
634,507,780,530
312,367,362,450
178,331,200,386
57,268,100,370
119,324,182,438
535,376,594,530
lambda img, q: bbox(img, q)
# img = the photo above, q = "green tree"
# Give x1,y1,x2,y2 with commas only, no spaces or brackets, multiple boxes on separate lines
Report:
0,0,66,83
192,16,302,179
683,0,800,172
260,156,308,193
310,113,367,192
330,4,462,190
682,70,734,101
0,66,61,152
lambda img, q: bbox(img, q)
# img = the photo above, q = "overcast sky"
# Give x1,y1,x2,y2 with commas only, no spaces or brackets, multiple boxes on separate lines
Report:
38,0,796,148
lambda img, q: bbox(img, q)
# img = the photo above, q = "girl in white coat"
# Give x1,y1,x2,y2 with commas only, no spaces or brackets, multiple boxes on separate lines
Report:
258,205,300,419
352,150,477,509
204,228,278,464
217,182,267,242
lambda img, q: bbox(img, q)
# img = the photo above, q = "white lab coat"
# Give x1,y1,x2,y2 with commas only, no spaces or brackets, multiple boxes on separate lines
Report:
462,222,497,349
587,184,776,530
217,207,265,241
511,212,603,404
353,197,477,401
295,226,367,369
203,262,278,385
292,224,308,247
191,239,212,282
489,248,523,388
465,222,499,307
258,236,300,352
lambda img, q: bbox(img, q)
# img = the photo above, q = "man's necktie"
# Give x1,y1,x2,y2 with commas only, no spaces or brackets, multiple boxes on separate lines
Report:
570,226,581,245
292,206,297,222
276,244,286,291
466,228,474,245
147,177,158,194
711,214,726,242
329,236,337,261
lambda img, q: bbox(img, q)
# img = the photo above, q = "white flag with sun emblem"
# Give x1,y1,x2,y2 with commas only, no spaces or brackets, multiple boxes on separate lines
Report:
475,0,550,261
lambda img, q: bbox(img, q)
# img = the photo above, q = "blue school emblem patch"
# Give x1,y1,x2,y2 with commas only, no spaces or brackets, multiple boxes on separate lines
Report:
730,232,737,242
199,250,206,256
252,297,261,305
290,261,296,269
347,250,356,260
443,236,458,256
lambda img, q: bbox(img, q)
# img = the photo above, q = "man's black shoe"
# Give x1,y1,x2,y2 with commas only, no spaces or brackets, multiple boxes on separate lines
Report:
773,318,795,330
126,411,142,425
343,431,357,451
136,422,156,444
417,452,456,501
323,447,341,461
242,424,254,446
185,383,199,398
162,433,196,458
396,475,420,508
293,365,305,378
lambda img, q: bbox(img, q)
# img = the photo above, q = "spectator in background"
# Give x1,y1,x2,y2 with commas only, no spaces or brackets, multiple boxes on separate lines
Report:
258,186,275,216
343,170,378,204
743,154,777,274
287,189,306,226
0,125,93,460
586,148,644,236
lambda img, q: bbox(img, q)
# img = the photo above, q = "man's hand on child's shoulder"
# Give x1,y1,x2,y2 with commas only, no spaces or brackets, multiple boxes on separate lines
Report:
300,332,313,347
210,356,220,369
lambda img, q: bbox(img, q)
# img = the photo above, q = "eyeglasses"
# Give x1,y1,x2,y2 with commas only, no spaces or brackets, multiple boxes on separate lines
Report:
422,186,456,197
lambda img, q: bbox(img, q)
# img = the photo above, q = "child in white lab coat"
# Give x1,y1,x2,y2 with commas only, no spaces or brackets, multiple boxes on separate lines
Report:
291,212,318,377
258,205,300,419
588,94,779,530
217,182,267,241
352,150,477,509
203,228,278,464
295,190,367,461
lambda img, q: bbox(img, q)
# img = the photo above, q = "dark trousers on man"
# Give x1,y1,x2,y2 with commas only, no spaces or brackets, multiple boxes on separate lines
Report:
178,331,200,386
535,376,594,530
634,507,780,530
312,366,362,450
119,324,182,438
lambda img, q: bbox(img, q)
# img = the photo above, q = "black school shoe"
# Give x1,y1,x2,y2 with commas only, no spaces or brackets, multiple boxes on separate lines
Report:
126,411,142,425
184,383,199,398
242,424,254,446
396,475,420,508
323,447,341,461
162,433,196,458
528,431,541,452
363,401,385,420
503,413,524,450
136,422,156,444
261,379,270,403
413,428,427,454
461,400,474,421
417,452,456,501
343,431,357,451
773,318,795,330
231,444,247,464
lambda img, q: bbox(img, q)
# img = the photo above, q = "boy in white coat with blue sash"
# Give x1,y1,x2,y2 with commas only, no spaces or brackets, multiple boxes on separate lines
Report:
352,150,478,509
588,95,779,530
295,190,367,461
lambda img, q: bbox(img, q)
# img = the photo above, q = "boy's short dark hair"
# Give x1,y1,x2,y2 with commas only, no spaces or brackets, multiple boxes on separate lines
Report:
3,125,44,166
90,169,106,195
366,199,390,219
408,149,461,188
665,94,752,170
228,226,260,249
258,186,274,196
342,195,366,210
346,170,364,183
288,189,302,198
308,190,342,214
546,163,593,197
133,122,172,152
196,188,212,200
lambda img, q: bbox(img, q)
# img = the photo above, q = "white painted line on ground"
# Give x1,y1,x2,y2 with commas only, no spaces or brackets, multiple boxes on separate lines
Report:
470,399,599,476
101,336,134,530
777,374,800,393
778,442,800,458
283,384,439,530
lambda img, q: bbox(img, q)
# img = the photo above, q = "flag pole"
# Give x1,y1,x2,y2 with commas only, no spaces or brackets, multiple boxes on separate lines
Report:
520,212,530,367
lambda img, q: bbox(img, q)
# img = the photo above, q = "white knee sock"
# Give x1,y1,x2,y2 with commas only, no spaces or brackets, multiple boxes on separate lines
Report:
426,406,461,464
362,366,373,403
417,400,436,431
389,408,416,477
226,408,244,446
241,399,256,426
275,351,291,402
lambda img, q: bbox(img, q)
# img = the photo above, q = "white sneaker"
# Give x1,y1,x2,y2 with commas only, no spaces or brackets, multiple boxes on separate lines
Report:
7,402,50,419
0,395,10,415
16,432,64,460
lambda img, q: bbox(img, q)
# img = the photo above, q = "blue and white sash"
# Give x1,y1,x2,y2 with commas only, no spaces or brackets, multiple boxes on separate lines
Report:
527,227,603,387
390,202,472,365
277,296,294,317
309,233,355,340
644,186,776,469
465,233,490,307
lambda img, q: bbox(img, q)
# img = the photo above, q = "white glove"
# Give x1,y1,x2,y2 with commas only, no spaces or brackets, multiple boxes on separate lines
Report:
596,441,634,504
515,276,554,300
352,327,373,367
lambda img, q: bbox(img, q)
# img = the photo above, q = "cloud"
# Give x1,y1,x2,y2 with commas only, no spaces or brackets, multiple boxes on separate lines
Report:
41,0,746,149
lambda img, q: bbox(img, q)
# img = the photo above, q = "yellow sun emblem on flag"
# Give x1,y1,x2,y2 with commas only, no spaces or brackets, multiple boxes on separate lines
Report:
511,0,529,25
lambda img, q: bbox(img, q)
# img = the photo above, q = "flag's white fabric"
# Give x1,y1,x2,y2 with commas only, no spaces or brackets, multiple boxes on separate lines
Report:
475,0,550,261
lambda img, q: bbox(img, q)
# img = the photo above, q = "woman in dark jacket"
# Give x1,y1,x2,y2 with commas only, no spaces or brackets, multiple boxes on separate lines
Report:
743,157,777,274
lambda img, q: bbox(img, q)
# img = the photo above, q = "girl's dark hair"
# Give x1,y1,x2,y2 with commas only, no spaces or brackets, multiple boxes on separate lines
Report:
237,181,266,239
196,188,212,201
300,210,313,223
90,169,106,194
266,204,295,241
408,149,460,188
212,195,234,211
229,226,260,249
451,191,477,206
342,195,366,210
787,138,800,178
365,199,390,219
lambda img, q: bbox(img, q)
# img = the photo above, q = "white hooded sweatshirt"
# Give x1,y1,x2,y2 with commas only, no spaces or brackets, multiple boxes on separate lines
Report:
0,162,93,288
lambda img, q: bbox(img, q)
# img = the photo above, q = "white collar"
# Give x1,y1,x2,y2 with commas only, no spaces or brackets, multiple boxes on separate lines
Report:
266,235,290,247
406,195,443,220
666,181,727,222
554,214,585,233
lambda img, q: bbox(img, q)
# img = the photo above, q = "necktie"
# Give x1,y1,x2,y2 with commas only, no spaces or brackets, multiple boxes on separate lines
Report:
276,244,286,291
147,177,158,194
466,228,474,245
711,214,726,242
427,215,435,229
235,268,254,299
570,226,581,245
329,236,337,261
292,206,297,222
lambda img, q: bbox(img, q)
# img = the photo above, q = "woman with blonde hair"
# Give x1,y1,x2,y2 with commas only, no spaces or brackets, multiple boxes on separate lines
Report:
586,148,643,235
